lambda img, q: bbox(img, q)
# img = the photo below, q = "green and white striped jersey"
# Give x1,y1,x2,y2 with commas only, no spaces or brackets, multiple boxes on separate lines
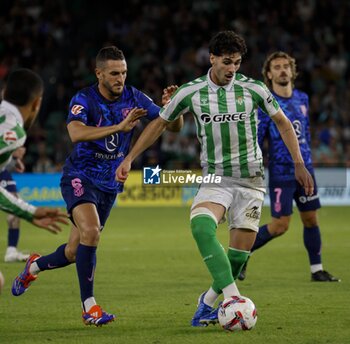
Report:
0,100,27,169
0,100,35,221
160,70,280,178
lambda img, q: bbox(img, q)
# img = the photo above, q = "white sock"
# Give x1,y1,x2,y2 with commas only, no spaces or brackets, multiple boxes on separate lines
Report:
222,282,240,299
29,261,41,275
203,287,219,307
83,297,97,312
311,264,323,273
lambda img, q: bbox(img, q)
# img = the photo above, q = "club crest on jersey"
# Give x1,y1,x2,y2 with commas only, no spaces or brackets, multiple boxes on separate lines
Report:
4,130,17,144
236,96,243,106
200,112,247,124
71,105,84,115
122,108,132,119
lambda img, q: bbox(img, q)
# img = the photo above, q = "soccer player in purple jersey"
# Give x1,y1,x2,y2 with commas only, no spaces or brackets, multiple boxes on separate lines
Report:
239,52,339,282
12,46,182,326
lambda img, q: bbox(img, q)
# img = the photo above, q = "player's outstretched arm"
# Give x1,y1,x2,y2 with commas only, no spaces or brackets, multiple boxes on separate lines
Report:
68,108,147,143
32,207,69,234
0,186,68,233
272,110,314,196
116,116,168,182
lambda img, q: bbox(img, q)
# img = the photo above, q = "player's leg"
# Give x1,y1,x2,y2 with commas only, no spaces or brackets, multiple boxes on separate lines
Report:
190,201,234,326
1,170,30,262
296,177,340,282
190,181,237,326
4,213,29,262
11,225,78,296
239,181,294,281
228,186,264,280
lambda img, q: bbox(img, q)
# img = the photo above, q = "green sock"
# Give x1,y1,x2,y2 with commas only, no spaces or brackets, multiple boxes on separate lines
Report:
227,247,250,280
191,215,234,292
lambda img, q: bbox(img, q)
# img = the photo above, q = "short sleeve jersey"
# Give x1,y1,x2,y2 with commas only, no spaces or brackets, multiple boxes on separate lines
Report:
160,70,280,178
258,89,313,181
63,84,160,193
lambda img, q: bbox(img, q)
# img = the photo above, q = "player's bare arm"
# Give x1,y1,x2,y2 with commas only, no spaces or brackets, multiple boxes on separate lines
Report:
67,108,147,143
116,116,169,182
162,85,183,132
272,110,314,195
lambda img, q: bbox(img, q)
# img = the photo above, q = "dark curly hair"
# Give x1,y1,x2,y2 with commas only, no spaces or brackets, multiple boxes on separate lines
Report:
208,31,247,57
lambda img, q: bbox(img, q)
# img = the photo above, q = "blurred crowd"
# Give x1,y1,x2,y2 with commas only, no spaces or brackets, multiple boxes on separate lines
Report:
0,0,349,171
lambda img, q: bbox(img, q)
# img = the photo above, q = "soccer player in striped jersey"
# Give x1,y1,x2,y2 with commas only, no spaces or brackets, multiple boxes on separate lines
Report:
116,31,314,326
0,69,68,231
12,46,182,326
238,52,340,282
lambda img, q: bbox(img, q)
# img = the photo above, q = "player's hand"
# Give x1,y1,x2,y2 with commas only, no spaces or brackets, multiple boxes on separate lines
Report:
294,164,314,196
115,157,131,183
118,108,147,132
32,207,69,234
161,85,178,106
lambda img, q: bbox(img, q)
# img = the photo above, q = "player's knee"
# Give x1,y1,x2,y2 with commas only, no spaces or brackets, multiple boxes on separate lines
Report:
302,214,318,227
80,225,100,245
271,220,290,236
190,208,217,242
7,214,20,228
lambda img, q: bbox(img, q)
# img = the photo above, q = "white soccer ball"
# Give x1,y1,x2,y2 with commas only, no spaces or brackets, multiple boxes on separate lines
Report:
0,271,5,294
218,296,257,331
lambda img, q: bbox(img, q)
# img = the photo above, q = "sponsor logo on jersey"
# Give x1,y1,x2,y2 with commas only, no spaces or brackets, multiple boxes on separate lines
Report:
105,133,119,152
0,180,16,188
200,97,209,106
4,131,17,143
71,104,84,115
200,112,247,124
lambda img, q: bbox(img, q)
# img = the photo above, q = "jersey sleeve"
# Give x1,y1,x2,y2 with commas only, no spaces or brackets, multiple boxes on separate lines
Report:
67,92,90,125
304,94,311,146
257,108,270,149
0,186,36,222
159,86,191,122
134,88,160,121
254,82,280,117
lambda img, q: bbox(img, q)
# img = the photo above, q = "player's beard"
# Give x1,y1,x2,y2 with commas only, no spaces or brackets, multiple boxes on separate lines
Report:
105,81,123,98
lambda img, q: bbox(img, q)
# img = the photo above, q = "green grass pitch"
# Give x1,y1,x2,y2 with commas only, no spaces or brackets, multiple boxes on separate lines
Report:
0,206,349,344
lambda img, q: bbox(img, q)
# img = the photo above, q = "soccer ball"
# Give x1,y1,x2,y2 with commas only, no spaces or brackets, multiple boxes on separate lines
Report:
218,296,257,331
0,271,4,294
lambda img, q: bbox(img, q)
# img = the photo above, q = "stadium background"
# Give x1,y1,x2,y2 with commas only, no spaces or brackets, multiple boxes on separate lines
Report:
1,2,350,344
0,0,349,174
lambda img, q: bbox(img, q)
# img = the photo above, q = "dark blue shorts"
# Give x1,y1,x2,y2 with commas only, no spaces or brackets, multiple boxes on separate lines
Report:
60,175,117,228
0,169,17,193
269,174,321,218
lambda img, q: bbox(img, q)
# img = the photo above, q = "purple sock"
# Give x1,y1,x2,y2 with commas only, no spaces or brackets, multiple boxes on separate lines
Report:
8,228,19,247
36,244,71,271
76,244,97,305
251,224,273,252
303,226,322,265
